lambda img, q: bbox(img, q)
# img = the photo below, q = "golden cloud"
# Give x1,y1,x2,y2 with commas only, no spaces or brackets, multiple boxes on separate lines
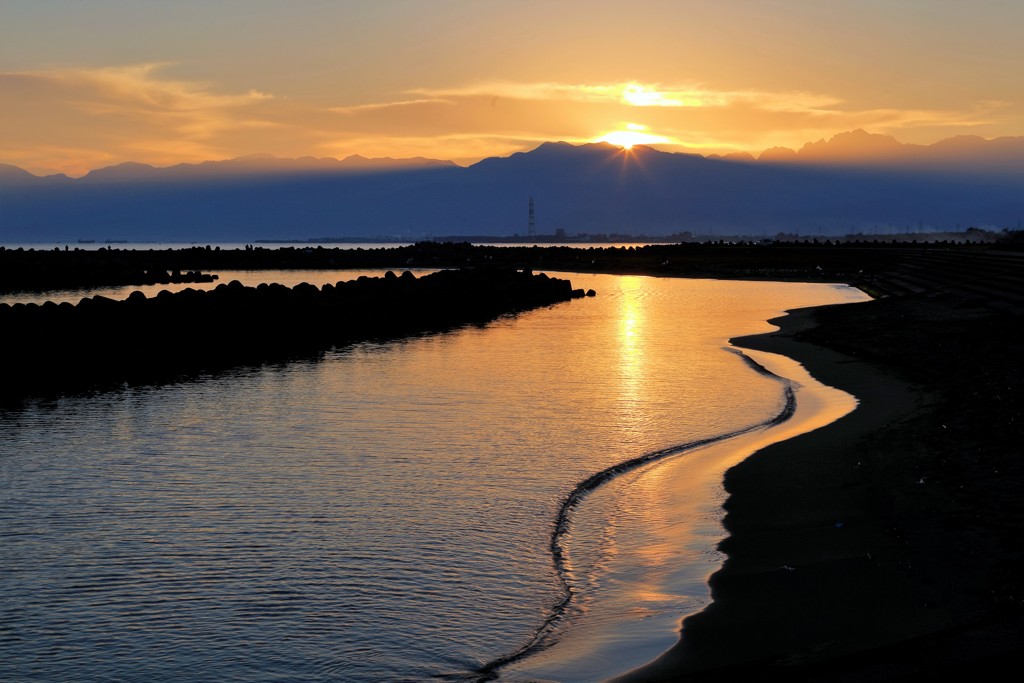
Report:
409,81,844,113
0,64,281,173
1,67,1016,176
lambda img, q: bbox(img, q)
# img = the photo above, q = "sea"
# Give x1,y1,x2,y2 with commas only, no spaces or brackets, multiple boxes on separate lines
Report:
0,262,869,682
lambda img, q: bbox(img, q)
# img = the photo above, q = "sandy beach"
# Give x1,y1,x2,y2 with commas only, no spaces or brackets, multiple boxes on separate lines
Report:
620,286,1024,680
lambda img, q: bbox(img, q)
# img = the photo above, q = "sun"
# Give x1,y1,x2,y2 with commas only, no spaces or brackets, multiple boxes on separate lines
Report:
596,123,670,150
599,130,656,149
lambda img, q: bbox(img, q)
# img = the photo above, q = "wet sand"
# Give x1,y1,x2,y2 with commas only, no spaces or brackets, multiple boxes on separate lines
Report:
619,292,1024,680
504,346,861,682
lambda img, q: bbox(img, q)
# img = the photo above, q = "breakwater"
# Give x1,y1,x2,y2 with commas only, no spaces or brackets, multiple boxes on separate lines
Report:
5,240,1013,296
0,268,588,400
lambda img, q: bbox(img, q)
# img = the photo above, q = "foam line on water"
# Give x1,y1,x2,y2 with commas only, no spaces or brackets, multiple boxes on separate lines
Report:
462,346,795,681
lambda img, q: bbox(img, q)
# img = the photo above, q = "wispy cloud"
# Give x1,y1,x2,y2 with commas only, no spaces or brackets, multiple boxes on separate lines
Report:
849,102,1009,131
1,67,1016,176
55,63,275,137
329,98,450,114
0,64,280,173
409,81,844,114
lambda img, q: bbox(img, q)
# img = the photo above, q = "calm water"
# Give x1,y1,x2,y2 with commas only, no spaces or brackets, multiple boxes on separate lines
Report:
0,271,867,682
0,268,438,306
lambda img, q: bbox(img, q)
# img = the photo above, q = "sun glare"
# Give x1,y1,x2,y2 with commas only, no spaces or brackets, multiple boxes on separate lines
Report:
597,123,670,150
621,84,683,107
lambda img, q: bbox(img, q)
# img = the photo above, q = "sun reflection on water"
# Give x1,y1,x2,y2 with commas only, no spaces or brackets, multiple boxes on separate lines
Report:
1,270,871,683
616,276,649,444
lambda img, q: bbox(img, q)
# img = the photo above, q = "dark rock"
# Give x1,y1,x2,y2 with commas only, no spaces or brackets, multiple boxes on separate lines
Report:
0,268,583,401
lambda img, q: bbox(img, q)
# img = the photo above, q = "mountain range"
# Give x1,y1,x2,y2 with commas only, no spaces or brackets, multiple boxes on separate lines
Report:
1,131,1021,241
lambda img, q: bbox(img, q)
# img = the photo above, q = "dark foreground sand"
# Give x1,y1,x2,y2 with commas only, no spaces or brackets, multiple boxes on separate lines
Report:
619,290,1024,681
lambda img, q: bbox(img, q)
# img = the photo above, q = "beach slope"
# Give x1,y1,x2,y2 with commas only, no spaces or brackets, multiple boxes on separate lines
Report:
620,290,1024,680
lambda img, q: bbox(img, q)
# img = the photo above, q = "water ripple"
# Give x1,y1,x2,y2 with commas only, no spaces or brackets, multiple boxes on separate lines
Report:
470,347,795,680
0,273,867,682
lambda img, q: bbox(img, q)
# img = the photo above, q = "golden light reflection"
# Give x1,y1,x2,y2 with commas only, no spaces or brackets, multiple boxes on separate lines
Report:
617,276,644,352
616,276,647,435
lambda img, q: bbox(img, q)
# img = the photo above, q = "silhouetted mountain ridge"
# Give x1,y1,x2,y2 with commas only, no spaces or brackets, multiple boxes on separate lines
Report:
756,129,1024,172
65,154,458,185
1,133,1020,241
0,163,41,183
5,132,1021,182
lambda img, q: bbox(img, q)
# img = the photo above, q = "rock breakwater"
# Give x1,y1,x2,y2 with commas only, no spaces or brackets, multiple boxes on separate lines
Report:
1,268,584,401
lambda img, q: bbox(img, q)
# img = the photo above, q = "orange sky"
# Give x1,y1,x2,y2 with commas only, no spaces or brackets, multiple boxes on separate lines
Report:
2,1,1022,176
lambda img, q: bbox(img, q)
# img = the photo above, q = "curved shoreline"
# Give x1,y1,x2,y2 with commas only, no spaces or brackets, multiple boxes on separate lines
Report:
616,303,932,681
474,349,797,680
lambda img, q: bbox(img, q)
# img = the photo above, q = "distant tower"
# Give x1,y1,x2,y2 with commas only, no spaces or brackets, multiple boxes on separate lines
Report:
528,196,536,237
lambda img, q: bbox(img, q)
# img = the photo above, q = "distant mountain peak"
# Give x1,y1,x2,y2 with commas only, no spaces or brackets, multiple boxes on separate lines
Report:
3,131,1020,243
235,152,279,161
3,131,1021,187
81,162,160,182
831,128,895,143
722,151,757,162
758,146,798,162
0,163,42,181
797,129,903,160
9,153,460,183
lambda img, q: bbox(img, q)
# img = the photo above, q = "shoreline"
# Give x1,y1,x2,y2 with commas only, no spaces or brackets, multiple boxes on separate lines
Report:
5,241,1017,303
619,293,1024,680
503,342,861,682
3,244,1020,678
617,303,932,680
